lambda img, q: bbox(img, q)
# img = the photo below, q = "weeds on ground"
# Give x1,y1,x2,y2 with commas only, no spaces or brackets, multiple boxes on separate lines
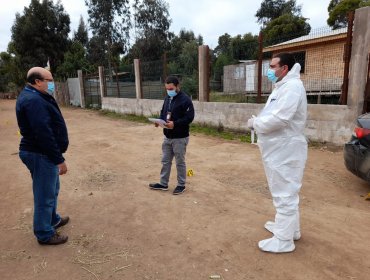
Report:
99,110,149,123
190,123,253,143
98,109,254,143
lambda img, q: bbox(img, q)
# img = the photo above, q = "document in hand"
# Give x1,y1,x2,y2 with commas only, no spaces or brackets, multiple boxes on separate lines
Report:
148,118,167,128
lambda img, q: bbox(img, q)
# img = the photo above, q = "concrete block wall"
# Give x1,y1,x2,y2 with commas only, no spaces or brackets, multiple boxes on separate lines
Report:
102,97,354,145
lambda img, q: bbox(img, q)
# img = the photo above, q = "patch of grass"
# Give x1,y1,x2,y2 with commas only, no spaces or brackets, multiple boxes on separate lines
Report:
209,91,269,103
97,109,254,143
99,110,151,123
190,123,254,143
210,91,249,103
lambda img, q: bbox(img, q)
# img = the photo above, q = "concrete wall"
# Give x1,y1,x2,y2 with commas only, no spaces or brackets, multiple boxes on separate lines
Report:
103,98,164,117
102,97,354,145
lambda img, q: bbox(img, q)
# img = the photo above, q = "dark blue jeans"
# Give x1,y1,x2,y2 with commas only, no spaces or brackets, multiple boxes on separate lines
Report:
19,151,61,242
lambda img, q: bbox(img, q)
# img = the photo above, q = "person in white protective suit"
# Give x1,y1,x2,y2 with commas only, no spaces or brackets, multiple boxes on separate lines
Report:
247,52,307,253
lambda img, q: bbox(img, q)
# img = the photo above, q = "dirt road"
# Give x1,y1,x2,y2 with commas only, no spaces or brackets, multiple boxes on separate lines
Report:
1,99,369,280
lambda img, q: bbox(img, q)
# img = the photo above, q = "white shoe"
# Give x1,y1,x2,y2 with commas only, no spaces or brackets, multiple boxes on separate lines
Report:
258,236,295,253
264,221,301,241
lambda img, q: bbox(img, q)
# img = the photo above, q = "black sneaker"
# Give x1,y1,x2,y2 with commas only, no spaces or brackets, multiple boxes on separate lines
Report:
54,216,70,229
38,232,68,245
173,186,186,195
149,183,168,191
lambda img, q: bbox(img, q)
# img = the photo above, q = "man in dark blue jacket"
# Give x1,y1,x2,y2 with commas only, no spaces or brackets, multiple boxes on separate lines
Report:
149,76,195,195
16,67,70,245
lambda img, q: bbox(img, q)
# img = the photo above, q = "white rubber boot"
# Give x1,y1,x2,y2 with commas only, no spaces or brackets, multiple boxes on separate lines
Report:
258,236,295,253
264,221,301,240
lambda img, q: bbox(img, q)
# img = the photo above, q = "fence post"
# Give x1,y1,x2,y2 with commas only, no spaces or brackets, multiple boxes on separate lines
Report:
77,70,85,108
134,59,143,99
98,66,105,102
198,45,210,102
162,52,168,83
340,11,354,105
257,32,263,104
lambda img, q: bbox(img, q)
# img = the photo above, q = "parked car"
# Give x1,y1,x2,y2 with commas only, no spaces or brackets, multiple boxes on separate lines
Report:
344,113,370,182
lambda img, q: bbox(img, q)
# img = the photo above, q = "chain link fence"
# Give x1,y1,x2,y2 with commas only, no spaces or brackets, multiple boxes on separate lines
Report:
88,22,352,106
104,64,136,99
83,72,101,108
212,25,350,105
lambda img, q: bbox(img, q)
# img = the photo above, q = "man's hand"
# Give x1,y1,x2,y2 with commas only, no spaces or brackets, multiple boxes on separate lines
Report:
58,162,68,175
165,121,174,129
247,116,255,129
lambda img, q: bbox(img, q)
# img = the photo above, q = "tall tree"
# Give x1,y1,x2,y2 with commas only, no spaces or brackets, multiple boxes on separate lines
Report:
164,29,203,96
255,0,302,26
213,33,258,61
0,52,19,92
256,0,310,45
230,33,259,60
73,16,89,47
263,13,311,45
87,35,107,67
129,0,172,61
212,33,258,81
214,33,232,57
85,0,131,73
327,0,370,29
167,29,199,60
10,0,70,74
57,41,92,78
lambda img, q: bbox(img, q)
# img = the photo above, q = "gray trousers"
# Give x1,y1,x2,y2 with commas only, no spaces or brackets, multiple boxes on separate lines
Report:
160,137,189,187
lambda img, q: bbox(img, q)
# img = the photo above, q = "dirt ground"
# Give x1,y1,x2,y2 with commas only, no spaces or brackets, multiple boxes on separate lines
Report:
1,99,370,280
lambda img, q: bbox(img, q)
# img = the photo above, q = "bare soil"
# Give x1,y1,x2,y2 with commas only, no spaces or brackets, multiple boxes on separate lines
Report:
1,99,369,280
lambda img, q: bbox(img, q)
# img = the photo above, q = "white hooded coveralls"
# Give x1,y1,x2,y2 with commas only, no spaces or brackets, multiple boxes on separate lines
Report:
253,63,307,245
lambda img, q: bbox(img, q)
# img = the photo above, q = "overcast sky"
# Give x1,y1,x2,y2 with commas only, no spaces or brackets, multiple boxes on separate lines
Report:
0,0,332,53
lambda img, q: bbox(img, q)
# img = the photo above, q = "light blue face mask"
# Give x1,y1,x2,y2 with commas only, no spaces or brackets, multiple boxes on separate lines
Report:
47,82,55,95
267,68,279,83
167,89,177,97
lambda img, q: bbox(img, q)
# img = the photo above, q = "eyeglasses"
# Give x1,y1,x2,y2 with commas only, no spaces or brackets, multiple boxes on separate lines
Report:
42,78,54,82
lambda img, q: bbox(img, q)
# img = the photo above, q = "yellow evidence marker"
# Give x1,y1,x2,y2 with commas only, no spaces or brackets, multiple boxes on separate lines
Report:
187,169,194,177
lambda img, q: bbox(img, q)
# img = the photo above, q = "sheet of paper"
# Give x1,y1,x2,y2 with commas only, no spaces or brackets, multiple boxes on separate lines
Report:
148,118,167,128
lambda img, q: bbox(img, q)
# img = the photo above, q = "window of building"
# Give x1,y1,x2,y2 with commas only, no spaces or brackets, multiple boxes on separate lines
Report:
292,51,306,73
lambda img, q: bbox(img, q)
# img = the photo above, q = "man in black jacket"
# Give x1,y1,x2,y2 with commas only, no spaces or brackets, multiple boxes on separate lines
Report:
16,67,70,245
149,76,195,195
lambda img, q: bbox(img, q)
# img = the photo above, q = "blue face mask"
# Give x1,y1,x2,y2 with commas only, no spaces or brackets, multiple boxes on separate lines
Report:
167,89,177,97
47,82,55,95
267,68,278,83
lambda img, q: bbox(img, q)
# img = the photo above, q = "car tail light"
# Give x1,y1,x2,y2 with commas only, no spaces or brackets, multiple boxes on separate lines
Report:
354,127,370,138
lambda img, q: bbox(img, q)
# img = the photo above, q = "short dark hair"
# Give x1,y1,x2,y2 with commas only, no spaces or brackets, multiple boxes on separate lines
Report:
165,76,179,86
27,72,44,85
273,52,296,71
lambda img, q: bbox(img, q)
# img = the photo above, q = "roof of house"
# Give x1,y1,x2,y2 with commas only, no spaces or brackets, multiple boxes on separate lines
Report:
263,27,347,52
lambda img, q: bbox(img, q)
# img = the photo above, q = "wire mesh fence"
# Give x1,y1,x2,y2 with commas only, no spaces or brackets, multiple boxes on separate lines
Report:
139,56,199,100
88,23,351,106
83,72,101,108
104,64,136,99
141,60,165,99
211,26,349,105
